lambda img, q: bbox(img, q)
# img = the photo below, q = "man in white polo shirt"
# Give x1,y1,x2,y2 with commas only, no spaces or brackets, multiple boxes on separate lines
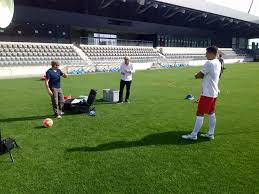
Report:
118,56,135,103
182,46,221,140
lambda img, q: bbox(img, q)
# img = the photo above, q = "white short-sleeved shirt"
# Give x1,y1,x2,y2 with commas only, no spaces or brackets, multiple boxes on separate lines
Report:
120,63,135,81
200,59,221,98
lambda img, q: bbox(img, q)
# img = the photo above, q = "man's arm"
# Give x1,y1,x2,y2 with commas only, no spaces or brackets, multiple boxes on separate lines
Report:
45,79,53,96
60,70,68,78
125,64,135,74
195,61,210,79
195,71,205,79
131,64,135,73
120,65,125,75
62,73,68,78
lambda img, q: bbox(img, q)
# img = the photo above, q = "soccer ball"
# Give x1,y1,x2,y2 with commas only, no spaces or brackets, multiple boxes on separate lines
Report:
43,118,53,128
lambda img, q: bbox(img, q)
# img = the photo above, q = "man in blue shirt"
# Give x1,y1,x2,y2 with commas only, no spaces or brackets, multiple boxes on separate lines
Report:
45,61,68,118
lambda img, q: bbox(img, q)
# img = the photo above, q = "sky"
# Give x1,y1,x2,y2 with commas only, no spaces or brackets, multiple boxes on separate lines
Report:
207,0,259,16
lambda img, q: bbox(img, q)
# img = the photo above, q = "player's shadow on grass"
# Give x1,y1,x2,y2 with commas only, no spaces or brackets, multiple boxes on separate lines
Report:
66,131,209,152
0,115,54,123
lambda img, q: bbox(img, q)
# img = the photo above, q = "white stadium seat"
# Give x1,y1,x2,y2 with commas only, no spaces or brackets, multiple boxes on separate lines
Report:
80,45,163,65
0,42,83,67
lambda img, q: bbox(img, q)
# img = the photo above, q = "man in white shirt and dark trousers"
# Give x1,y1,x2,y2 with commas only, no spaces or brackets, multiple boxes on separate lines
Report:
182,46,221,140
118,56,135,103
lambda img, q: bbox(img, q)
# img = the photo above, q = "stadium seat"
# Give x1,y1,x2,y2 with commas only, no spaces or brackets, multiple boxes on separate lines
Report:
80,45,163,65
220,48,254,59
159,47,254,63
0,42,84,67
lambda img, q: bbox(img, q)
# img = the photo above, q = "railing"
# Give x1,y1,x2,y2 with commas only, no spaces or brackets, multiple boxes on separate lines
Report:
232,44,259,50
247,44,259,50
80,37,153,47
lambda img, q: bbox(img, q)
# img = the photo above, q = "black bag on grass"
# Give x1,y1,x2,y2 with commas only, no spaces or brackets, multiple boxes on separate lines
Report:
63,89,97,114
86,89,97,107
0,130,19,162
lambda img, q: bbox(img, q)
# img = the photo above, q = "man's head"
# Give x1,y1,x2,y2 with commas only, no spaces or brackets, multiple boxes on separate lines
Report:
51,61,60,70
206,46,218,60
219,54,222,58
124,56,130,65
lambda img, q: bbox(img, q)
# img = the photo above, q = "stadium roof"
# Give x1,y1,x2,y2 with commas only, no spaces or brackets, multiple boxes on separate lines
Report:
156,0,259,24
14,0,259,38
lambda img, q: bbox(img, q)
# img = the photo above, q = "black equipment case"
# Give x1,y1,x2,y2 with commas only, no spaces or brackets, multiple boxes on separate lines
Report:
63,89,97,113
0,130,19,162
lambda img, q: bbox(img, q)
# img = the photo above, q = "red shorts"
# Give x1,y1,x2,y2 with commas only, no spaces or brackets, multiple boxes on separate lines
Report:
197,96,217,114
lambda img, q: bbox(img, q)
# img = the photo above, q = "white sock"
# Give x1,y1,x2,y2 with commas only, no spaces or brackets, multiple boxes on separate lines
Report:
191,116,204,136
208,113,216,135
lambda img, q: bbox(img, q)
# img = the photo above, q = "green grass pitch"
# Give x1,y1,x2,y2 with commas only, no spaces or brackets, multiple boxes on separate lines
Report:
0,63,258,194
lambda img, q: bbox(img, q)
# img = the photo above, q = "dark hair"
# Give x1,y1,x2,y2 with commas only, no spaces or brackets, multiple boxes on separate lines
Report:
219,54,222,57
206,46,218,56
51,61,59,67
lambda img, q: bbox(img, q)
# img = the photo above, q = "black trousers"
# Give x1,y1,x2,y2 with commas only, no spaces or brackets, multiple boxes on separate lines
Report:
119,80,132,101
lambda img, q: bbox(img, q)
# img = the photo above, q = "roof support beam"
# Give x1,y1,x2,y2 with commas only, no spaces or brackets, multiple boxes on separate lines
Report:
188,13,207,22
240,25,254,33
162,7,173,17
99,0,105,8
100,0,116,9
165,8,185,18
164,7,180,18
232,23,251,30
222,22,231,27
137,3,154,14
136,4,142,12
206,17,218,25
184,13,194,21
240,27,255,37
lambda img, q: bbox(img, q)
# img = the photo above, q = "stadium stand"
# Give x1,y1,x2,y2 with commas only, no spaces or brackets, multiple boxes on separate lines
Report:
80,45,163,65
0,42,82,66
159,47,255,63
220,48,255,59
159,47,206,62
0,41,255,78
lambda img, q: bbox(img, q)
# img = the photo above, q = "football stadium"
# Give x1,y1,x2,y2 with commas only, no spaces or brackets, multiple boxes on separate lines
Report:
0,0,259,193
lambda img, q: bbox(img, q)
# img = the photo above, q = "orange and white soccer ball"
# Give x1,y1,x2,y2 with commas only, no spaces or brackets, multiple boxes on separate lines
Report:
43,118,53,128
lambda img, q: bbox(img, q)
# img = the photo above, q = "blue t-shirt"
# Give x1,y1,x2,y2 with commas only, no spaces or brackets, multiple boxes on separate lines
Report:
46,68,64,89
